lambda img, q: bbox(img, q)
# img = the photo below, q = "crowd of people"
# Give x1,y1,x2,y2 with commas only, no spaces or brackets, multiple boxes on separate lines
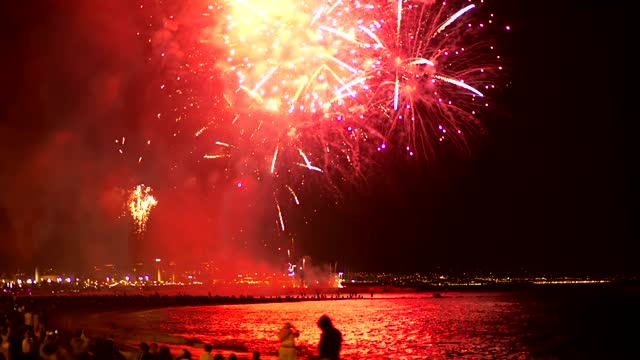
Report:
2,294,343,360
1,293,132,360
196,343,259,360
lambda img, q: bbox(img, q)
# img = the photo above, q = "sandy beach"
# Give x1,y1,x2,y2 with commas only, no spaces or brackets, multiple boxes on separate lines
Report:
11,291,356,360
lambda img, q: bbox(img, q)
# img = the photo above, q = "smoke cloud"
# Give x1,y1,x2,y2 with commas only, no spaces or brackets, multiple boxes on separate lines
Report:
0,0,294,277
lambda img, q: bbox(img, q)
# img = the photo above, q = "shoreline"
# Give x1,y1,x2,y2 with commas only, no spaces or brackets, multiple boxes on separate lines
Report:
5,284,637,360
22,291,357,315
6,292,357,360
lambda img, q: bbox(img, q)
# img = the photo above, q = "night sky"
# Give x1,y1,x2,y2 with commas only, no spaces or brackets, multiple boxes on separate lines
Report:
0,1,632,276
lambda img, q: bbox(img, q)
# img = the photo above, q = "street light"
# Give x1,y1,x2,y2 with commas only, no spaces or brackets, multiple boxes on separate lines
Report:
155,258,162,282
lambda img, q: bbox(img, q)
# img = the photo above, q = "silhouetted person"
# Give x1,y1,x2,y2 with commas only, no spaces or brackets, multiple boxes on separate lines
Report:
94,339,126,360
136,342,153,360
317,315,342,360
149,343,159,360
157,346,172,360
175,349,192,360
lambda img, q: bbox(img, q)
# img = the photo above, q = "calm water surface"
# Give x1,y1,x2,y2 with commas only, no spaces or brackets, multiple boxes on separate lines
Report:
86,292,531,359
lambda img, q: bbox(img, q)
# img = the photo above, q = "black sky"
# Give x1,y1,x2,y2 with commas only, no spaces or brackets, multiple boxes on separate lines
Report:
0,1,632,276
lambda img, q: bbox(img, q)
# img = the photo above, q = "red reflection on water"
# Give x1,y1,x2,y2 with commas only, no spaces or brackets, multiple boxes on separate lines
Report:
81,292,529,359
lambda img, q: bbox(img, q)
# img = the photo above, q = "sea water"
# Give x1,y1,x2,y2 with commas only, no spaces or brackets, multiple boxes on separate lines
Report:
72,285,636,359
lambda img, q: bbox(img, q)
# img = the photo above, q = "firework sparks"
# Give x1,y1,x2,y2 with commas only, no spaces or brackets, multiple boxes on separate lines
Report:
195,0,503,172
143,0,507,239
128,184,158,233
115,136,152,166
195,0,396,179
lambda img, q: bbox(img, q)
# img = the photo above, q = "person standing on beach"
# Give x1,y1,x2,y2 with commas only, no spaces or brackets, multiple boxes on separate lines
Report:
277,322,299,360
317,315,342,360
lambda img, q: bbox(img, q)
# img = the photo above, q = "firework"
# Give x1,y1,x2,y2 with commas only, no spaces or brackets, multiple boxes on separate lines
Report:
364,1,504,157
128,184,158,233
198,0,504,162
142,0,506,238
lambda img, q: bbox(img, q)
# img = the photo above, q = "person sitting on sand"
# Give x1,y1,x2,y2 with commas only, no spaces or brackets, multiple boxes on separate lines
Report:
21,328,38,360
136,342,153,360
98,339,127,360
157,345,173,360
69,329,89,360
149,343,159,360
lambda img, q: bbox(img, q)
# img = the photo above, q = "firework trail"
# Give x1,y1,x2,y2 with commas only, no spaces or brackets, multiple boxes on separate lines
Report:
128,184,158,233
141,0,506,241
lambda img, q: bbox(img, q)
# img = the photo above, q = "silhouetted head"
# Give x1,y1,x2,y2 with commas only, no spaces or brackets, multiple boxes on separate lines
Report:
317,315,333,330
105,339,115,350
139,342,150,352
176,349,192,360
41,343,58,356
159,346,171,356
284,322,291,329
203,344,213,353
